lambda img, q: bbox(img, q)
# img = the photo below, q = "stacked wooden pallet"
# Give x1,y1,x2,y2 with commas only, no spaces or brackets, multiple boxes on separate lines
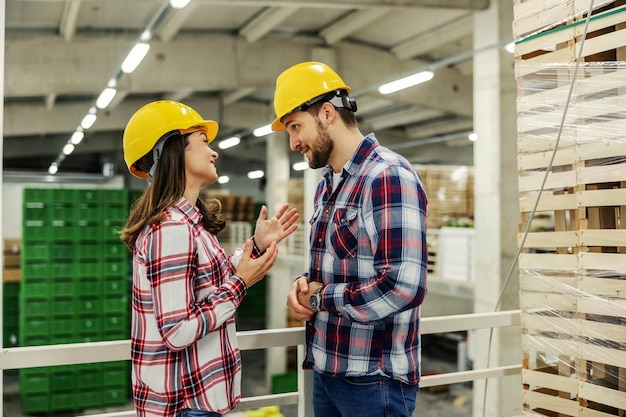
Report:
415,164,474,230
515,1,626,416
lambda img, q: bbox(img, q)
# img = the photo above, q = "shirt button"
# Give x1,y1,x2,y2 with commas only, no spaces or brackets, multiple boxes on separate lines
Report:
318,238,322,243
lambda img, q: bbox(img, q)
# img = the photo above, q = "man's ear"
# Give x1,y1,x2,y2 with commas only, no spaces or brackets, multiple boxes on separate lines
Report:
320,102,336,123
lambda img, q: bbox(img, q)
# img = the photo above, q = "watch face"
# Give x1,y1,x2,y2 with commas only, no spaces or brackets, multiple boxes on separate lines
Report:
309,295,319,311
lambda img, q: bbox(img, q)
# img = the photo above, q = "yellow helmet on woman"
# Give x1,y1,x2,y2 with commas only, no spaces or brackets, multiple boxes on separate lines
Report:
271,62,351,131
123,100,219,178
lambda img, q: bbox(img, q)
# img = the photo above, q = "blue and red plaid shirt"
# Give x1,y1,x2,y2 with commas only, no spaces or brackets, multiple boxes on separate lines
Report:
131,197,257,416
304,133,428,385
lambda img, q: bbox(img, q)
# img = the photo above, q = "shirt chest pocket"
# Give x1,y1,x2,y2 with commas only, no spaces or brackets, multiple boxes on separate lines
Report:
330,208,359,259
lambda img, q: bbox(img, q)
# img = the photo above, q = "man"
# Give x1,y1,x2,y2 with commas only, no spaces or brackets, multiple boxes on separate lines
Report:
278,62,428,417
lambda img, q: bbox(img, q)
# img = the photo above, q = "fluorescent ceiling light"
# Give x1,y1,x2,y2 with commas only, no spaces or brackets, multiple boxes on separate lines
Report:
80,113,97,130
70,130,85,145
292,161,309,171
48,163,58,175
378,71,434,95
218,136,241,150
121,43,150,74
218,176,230,184
247,170,264,179
170,0,191,9
253,124,273,137
96,87,117,109
468,132,478,142
62,143,75,155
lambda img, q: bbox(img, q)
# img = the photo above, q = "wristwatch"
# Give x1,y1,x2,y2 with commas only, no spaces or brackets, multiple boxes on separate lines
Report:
309,285,325,313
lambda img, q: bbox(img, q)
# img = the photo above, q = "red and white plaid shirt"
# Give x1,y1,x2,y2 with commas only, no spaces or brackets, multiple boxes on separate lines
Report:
131,197,256,416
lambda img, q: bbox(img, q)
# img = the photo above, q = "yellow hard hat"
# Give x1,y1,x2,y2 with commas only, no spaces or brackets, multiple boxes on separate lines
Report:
271,62,350,131
123,100,219,178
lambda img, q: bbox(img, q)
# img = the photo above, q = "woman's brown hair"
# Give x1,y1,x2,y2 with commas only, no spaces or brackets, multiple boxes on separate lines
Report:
120,132,225,250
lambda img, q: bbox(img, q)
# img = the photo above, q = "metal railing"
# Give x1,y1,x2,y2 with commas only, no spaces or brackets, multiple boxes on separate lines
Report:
1,310,521,417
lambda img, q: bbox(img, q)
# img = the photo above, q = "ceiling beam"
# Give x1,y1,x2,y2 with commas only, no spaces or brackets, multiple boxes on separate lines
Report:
158,2,199,42
321,9,391,44
222,87,257,106
59,0,81,42
193,0,489,10
392,13,474,60
239,7,300,43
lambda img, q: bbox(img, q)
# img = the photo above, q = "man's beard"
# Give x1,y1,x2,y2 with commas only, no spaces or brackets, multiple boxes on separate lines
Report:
308,118,334,169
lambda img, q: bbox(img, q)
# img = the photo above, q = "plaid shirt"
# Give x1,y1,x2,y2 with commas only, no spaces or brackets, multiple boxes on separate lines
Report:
304,134,428,385
131,197,255,416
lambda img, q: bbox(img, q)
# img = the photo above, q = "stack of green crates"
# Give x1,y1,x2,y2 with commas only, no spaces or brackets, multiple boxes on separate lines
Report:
3,282,20,349
20,188,131,414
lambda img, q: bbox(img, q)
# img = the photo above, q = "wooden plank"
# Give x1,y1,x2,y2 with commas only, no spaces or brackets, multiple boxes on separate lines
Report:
579,252,626,271
523,335,577,357
516,6,626,57
521,315,580,335
579,320,626,344
579,408,620,417
579,274,626,296
579,382,626,410
580,343,626,369
518,95,626,134
519,193,577,212
519,170,576,192
520,271,579,291
523,389,579,416
579,296,626,317
518,136,577,154
522,368,578,392
519,231,576,248
519,253,578,269
579,163,626,185
521,292,577,311
579,188,626,207
519,140,626,171
517,68,626,112
514,0,615,39
579,229,626,247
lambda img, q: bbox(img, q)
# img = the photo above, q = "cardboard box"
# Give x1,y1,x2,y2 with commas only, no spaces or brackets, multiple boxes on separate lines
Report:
3,268,20,283
3,254,20,268
3,239,21,255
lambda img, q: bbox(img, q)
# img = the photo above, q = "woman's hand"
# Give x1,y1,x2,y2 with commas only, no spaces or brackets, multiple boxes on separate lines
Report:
253,204,299,251
235,239,278,288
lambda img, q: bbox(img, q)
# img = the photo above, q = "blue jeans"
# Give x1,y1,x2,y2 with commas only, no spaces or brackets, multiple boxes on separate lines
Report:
177,409,221,417
313,371,419,417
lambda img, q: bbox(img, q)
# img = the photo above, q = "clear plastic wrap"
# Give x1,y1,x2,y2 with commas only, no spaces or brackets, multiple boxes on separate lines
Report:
516,46,626,417
515,2,626,414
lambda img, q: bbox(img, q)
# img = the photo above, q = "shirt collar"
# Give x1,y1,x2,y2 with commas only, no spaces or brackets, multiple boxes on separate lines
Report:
322,133,378,181
173,196,202,225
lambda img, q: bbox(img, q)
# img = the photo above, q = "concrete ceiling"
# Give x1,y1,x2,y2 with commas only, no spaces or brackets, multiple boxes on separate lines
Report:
3,0,494,181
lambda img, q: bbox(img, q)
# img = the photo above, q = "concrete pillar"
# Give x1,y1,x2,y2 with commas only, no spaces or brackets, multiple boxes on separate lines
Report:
472,1,522,417
265,131,292,386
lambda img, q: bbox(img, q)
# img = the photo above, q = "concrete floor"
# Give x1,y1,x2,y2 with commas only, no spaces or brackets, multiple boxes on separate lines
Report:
3,323,472,417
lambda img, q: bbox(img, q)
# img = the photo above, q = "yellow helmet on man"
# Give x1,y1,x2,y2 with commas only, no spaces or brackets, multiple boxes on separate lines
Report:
271,62,351,132
122,100,219,178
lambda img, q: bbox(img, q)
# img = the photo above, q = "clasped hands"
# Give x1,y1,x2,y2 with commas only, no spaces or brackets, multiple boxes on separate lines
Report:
286,276,324,322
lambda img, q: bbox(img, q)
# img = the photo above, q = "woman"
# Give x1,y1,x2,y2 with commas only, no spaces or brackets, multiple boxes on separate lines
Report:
120,100,298,417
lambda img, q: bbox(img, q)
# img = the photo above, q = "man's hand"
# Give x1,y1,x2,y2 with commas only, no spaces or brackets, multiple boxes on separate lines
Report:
286,276,315,322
